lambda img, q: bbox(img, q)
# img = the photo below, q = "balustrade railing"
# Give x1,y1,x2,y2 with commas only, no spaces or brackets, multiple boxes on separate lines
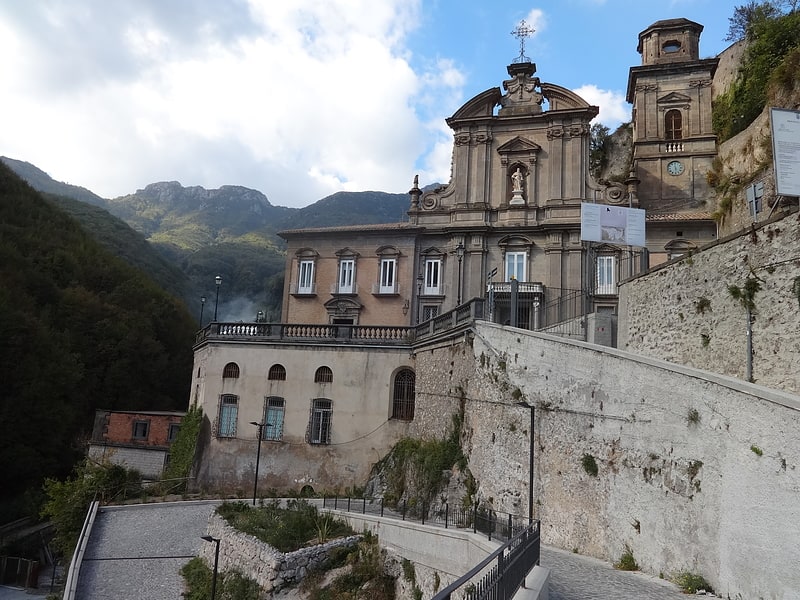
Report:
196,297,487,346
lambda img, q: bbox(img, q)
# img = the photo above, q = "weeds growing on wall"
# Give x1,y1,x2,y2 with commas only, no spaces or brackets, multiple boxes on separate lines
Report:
751,445,764,456
673,571,714,594
614,545,638,571
581,453,599,477
160,404,202,494
376,411,468,513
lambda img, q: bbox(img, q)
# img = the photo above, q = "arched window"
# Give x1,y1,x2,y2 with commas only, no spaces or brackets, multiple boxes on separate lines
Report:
391,369,416,421
314,366,333,383
222,362,240,379
268,364,286,381
665,110,682,140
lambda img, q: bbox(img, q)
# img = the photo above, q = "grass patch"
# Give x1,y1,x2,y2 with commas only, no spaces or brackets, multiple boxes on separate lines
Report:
216,499,353,552
751,445,763,456
181,557,261,600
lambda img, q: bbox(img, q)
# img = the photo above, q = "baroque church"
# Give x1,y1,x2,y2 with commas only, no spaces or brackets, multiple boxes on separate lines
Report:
190,18,721,494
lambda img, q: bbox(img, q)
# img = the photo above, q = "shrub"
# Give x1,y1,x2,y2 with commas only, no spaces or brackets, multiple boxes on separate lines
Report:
674,571,714,594
615,545,638,571
581,454,598,477
180,557,261,600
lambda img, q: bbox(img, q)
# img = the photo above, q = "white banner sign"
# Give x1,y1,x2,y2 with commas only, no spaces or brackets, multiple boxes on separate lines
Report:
580,203,646,247
771,107,800,197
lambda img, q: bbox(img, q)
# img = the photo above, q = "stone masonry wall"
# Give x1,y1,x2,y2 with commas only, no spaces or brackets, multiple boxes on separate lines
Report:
416,322,800,600
199,511,360,594
618,209,800,394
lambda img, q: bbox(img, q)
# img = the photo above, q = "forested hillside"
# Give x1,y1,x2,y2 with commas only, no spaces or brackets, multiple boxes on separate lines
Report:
0,163,196,521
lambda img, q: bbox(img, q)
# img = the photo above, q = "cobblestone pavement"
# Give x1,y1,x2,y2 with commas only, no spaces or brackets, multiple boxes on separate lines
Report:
541,545,690,600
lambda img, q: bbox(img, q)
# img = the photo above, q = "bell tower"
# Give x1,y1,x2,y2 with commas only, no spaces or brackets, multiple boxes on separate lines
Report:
626,18,719,214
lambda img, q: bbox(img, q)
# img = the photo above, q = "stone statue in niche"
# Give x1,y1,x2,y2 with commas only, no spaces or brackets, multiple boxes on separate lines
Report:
510,167,525,205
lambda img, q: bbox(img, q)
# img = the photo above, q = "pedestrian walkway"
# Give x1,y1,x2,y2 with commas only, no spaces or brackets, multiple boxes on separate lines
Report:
541,545,691,600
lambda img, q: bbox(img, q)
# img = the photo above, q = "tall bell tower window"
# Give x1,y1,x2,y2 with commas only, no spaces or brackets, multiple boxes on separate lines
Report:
665,110,682,140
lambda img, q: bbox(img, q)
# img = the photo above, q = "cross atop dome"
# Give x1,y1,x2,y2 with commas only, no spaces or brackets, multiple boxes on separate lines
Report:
511,19,535,64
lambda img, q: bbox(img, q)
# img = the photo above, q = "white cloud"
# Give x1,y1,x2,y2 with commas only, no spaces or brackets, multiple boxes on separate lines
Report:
572,85,631,128
0,0,446,206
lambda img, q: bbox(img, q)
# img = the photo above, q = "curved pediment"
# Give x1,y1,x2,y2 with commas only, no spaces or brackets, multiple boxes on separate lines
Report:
498,234,534,248
449,87,502,121
541,83,594,111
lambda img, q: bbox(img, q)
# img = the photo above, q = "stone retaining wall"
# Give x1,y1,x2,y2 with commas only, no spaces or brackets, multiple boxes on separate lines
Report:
199,511,360,593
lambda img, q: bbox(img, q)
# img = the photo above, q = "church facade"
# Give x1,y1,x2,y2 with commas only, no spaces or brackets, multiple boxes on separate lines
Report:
190,19,721,494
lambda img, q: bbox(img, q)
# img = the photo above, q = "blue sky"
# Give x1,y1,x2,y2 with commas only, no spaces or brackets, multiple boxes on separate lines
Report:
0,0,739,207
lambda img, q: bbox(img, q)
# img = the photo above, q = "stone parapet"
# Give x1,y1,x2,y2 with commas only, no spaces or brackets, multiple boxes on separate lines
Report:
199,511,360,593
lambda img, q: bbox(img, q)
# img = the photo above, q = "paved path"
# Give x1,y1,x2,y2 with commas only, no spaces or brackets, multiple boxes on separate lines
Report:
541,545,691,600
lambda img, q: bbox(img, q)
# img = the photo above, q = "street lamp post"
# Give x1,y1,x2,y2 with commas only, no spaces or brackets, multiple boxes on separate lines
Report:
200,535,220,600
456,242,465,305
516,401,535,523
213,276,222,321
199,296,206,327
250,421,265,505
416,272,424,324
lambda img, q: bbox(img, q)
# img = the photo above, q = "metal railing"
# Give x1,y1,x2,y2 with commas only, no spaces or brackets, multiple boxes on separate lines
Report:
321,496,530,545
433,520,540,600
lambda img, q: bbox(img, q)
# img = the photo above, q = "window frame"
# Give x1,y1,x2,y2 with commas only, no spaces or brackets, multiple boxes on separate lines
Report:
263,396,285,441
423,258,442,295
505,251,527,282
665,109,683,141
132,420,150,441
379,258,397,294
298,259,316,294
308,398,332,445
217,394,239,438
596,255,617,295
337,258,355,294
167,423,180,443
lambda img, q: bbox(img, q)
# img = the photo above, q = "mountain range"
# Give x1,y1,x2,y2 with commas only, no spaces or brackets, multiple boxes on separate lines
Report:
2,156,420,320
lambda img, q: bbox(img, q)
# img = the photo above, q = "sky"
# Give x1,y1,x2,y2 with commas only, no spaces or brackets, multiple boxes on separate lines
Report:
0,0,741,208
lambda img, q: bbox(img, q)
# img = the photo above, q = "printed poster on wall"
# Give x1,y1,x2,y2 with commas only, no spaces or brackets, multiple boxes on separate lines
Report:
771,107,800,197
580,203,646,247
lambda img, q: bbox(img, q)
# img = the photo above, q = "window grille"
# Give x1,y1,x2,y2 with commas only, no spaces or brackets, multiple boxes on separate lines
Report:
268,364,286,381
391,369,416,421
217,394,238,438
263,397,285,440
308,398,332,444
314,366,333,383
222,362,240,379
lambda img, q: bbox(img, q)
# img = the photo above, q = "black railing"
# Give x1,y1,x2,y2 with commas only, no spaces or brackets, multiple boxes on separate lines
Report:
321,496,529,544
433,520,540,600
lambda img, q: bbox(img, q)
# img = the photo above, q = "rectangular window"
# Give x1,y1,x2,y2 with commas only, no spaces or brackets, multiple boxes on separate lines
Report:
338,259,355,293
423,259,441,295
167,423,180,443
596,256,616,295
505,252,526,281
379,258,396,294
309,399,332,445
132,420,150,440
218,394,238,438
263,397,285,441
298,260,315,294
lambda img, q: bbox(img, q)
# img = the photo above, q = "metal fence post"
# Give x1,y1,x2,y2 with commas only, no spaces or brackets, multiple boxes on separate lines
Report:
445,502,449,529
473,502,477,534
347,496,351,512
380,497,384,517
402,500,406,521
362,498,366,514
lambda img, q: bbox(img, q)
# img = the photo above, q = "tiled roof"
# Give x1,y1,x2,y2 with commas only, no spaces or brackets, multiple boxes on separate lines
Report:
646,212,714,222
